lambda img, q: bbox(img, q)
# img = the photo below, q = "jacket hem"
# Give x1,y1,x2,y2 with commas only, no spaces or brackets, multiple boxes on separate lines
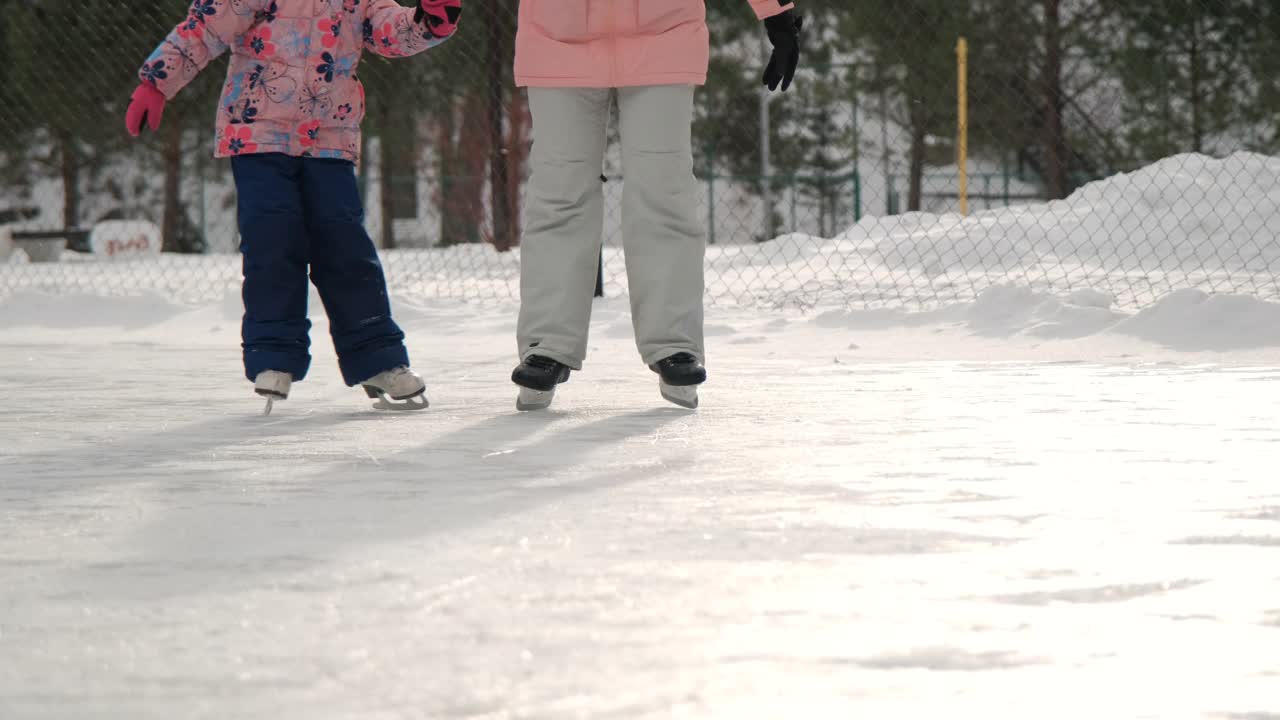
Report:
516,72,706,88
213,144,359,165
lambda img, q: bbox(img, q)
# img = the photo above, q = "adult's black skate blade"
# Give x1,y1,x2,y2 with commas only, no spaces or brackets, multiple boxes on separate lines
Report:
516,386,556,412
659,381,699,410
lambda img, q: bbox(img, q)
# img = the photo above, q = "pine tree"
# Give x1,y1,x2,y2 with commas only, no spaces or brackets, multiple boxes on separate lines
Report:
1109,1,1262,160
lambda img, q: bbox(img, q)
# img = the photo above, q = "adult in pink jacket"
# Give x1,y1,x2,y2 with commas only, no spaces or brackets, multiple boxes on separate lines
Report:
509,0,803,411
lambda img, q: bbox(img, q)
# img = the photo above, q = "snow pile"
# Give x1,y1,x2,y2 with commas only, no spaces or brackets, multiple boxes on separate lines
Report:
814,283,1280,351
1111,288,1280,351
964,286,1124,339
715,152,1280,309
846,152,1280,273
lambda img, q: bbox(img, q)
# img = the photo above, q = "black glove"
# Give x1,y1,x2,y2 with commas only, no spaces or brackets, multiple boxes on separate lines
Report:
763,9,803,92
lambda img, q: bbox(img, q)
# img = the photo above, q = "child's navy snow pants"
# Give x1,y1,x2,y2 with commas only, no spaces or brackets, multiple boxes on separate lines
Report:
231,153,408,386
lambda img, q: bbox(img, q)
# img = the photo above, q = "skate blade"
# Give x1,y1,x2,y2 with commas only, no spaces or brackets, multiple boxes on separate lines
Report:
660,381,699,410
516,387,555,412
369,390,430,412
255,390,286,416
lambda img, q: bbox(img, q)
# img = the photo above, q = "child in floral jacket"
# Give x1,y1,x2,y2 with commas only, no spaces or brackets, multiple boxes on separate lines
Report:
126,0,462,412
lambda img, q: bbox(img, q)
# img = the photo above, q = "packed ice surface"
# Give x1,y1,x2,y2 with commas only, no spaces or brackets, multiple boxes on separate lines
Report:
4,151,1280,716
2,287,1280,719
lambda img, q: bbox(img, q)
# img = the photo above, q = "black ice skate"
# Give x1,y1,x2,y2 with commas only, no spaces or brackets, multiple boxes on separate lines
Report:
512,355,571,411
649,352,705,409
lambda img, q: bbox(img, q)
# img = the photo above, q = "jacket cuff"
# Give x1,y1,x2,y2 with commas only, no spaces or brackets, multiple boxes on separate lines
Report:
751,0,795,20
137,71,173,101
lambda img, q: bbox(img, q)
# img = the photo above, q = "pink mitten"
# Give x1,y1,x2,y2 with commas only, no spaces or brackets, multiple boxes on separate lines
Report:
418,0,461,38
125,83,167,137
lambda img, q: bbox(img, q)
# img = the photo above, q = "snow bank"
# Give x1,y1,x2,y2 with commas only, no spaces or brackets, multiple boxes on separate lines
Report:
0,247,519,306
845,152,1280,273
0,290,189,329
6,276,1278,353
1111,289,1280,351
722,152,1280,309
3,153,1277,312
816,283,1280,351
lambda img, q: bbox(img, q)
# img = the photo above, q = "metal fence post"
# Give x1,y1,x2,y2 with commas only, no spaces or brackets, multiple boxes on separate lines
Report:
196,147,207,253
596,173,607,298
707,143,717,246
594,246,604,298
853,172,861,223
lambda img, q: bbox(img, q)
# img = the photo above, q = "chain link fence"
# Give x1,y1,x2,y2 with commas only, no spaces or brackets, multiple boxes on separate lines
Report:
1,0,1278,310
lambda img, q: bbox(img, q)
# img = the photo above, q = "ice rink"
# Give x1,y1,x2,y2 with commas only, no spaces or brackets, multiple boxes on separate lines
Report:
2,291,1279,719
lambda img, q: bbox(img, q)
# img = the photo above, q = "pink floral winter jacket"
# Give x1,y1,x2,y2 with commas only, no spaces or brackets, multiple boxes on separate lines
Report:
140,0,458,164
515,0,794,88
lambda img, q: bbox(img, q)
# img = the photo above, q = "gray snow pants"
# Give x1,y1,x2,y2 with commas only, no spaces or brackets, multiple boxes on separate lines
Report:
517,85,706,370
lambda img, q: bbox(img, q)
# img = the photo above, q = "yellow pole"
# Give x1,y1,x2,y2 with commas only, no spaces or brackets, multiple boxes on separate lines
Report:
957,37,969,216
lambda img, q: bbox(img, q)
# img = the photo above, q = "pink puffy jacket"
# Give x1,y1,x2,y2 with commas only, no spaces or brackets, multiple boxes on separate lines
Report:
515,0,794,88
139,0,458,164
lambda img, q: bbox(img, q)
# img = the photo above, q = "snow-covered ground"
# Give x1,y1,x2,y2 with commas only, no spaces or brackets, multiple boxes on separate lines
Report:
2,284,1280,718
